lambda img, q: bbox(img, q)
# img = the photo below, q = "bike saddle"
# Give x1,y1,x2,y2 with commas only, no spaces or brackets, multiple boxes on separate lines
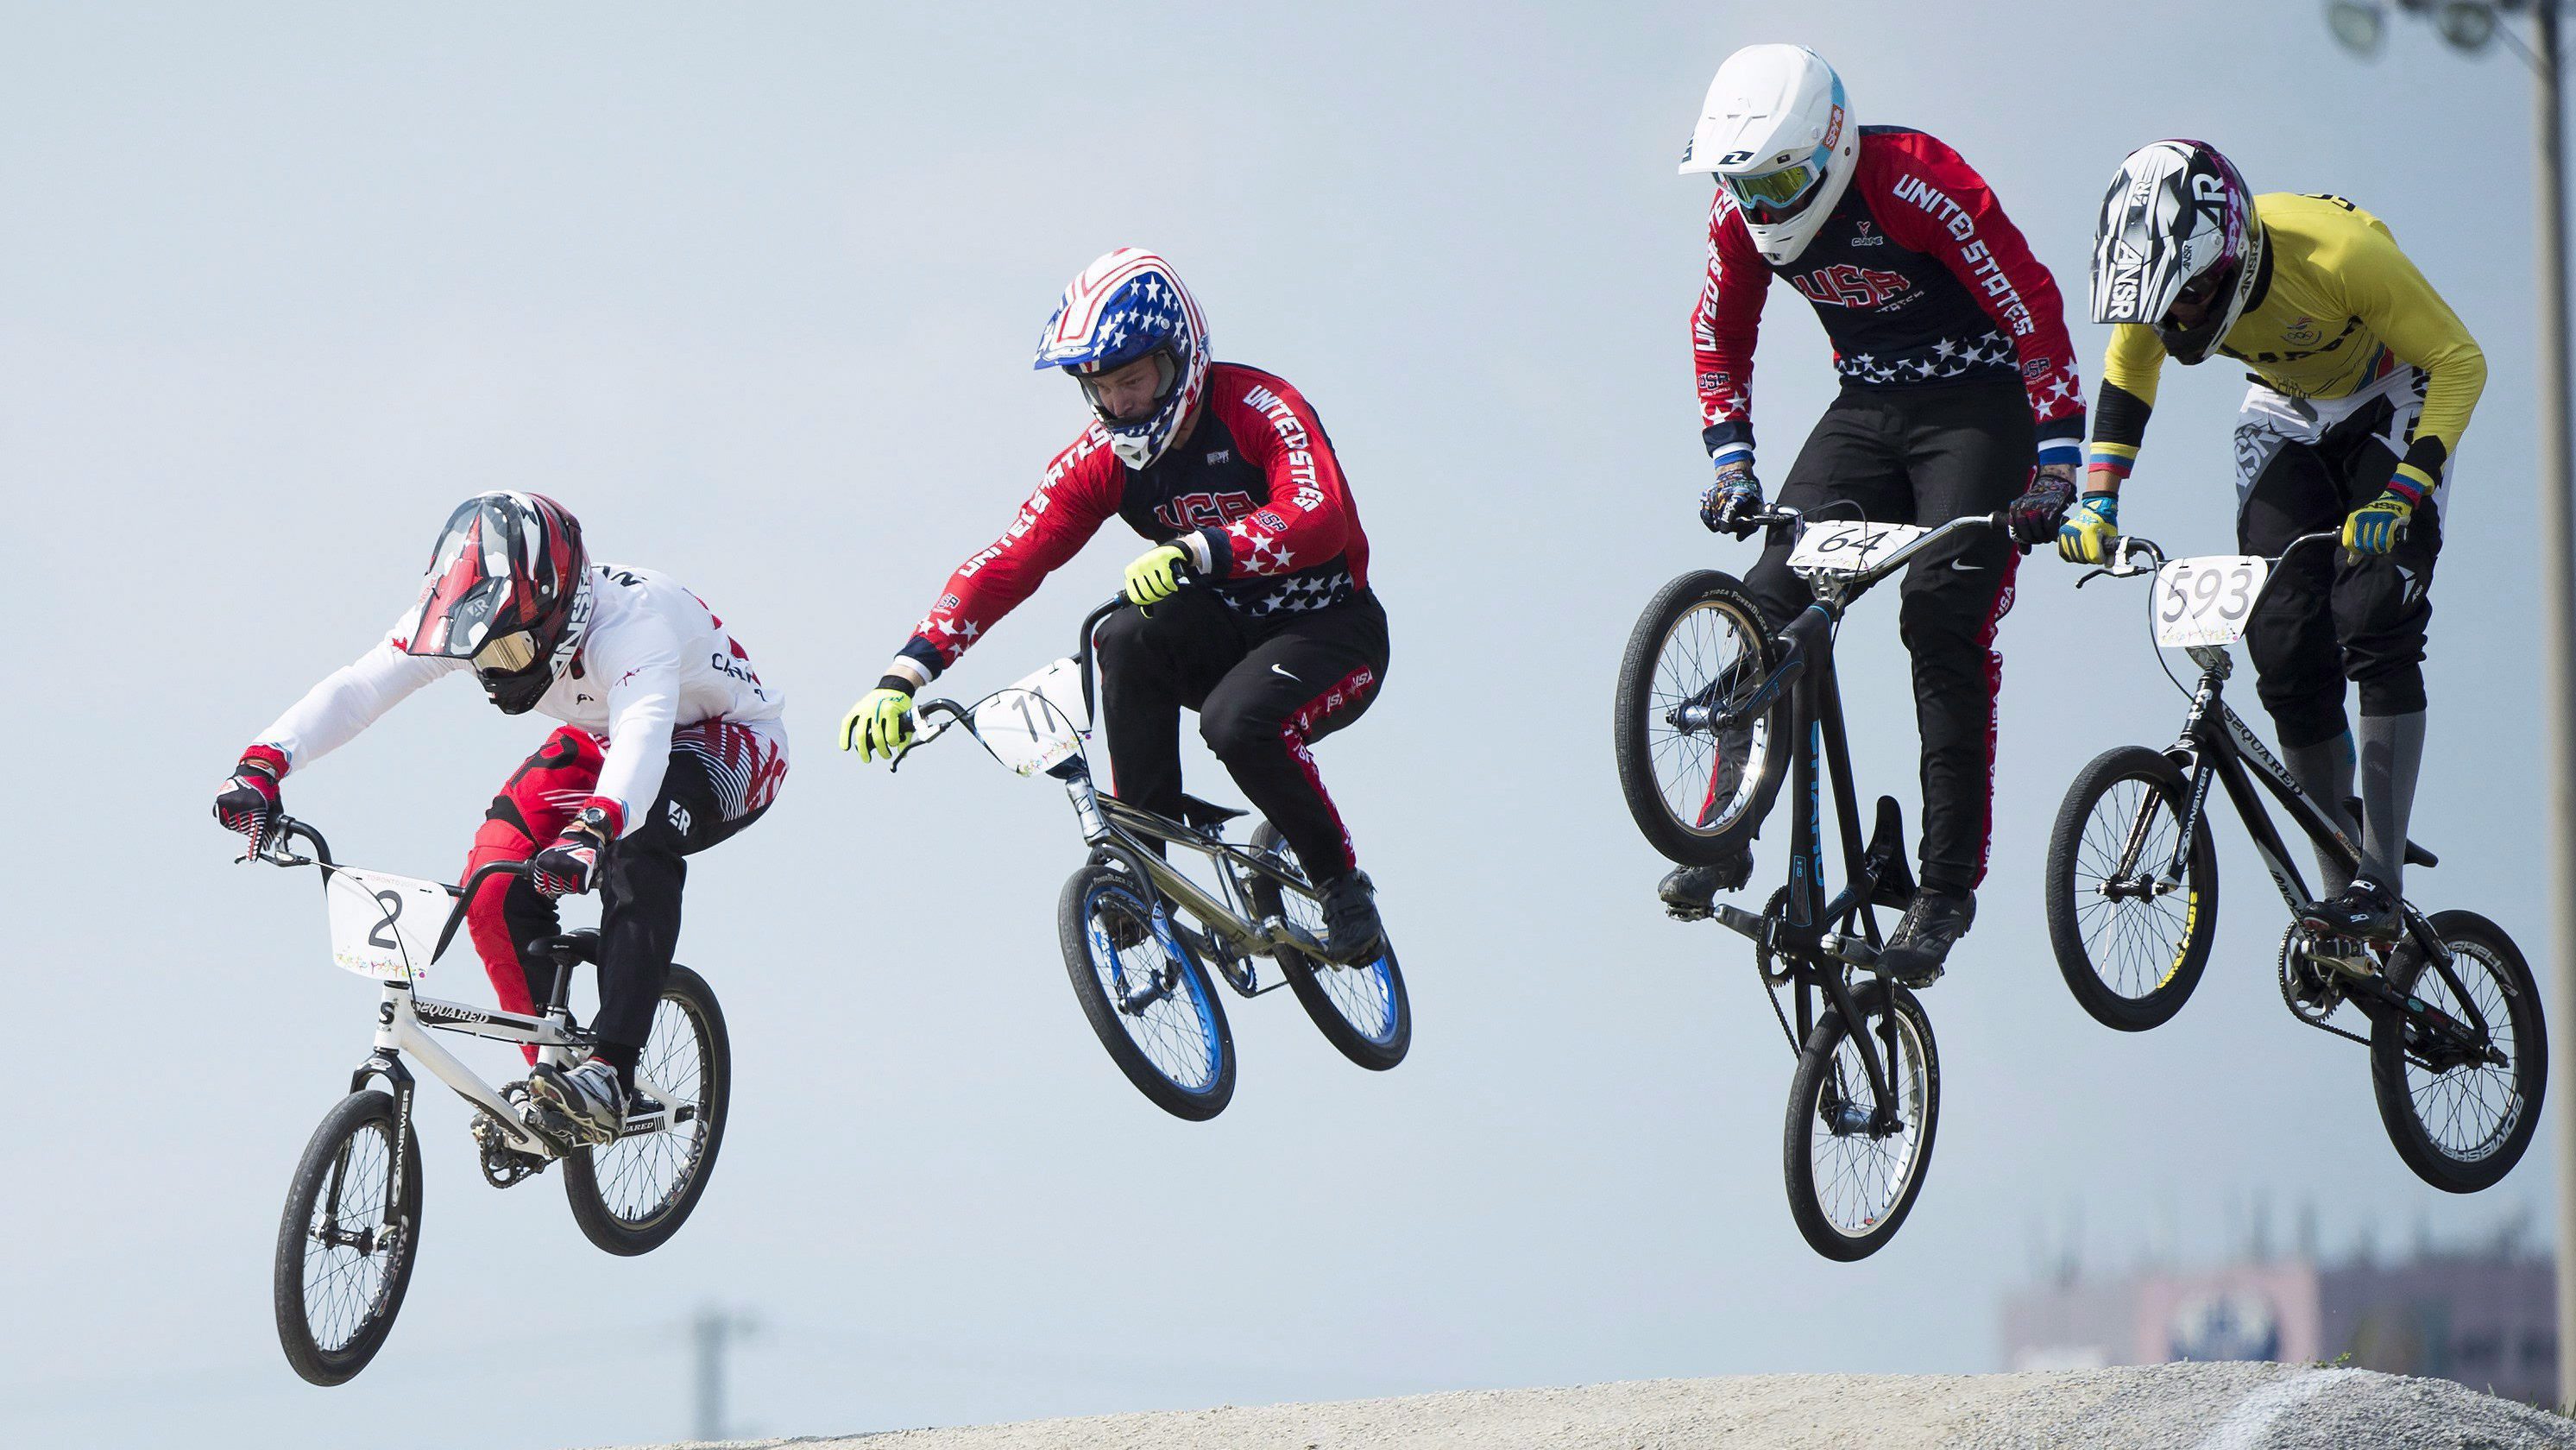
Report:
532,929,601,964
1179,794,1250,831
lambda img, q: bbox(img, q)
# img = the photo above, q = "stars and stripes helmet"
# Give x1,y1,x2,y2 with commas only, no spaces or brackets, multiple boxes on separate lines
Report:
1033,248,1210,470
398,491,593,715
2091,140,2264,366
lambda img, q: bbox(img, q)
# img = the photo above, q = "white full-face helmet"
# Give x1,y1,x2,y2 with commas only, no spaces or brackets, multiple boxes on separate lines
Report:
1678,44,1858,266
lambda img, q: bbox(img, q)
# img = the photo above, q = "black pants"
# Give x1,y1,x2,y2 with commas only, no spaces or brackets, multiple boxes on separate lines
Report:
2236,394,2443,749
488,740,772,1051
1741,378,2030,895
1095,587,1389,879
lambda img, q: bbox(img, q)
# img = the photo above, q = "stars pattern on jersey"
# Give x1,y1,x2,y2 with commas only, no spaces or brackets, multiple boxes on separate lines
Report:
1231,569,1355,618
1838,328,2017,386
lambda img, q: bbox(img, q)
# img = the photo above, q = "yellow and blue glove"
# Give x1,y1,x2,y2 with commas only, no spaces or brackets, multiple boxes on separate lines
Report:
1124,544,1191,609
840,681,916,763
2057,492,2120,564
2341,489,2415,556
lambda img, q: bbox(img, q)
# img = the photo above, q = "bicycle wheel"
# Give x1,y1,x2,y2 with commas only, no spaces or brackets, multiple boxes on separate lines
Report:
1613,570,1789,866
2044,745,2218,1031
564,964,731,1256
2371,911,2547,1193
274,1089,424,1386
1783,980,1938,1262
1248,823,1411,1071
1058,863,1237,1120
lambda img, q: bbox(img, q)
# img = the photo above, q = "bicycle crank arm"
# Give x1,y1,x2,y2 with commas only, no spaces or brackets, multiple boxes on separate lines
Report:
1710,901,1772,946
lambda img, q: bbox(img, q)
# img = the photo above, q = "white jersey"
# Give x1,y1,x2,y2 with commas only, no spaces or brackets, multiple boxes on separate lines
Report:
255,564,785,835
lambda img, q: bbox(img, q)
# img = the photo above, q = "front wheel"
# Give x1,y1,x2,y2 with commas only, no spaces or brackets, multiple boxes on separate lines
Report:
2371,911,2547,1193
1612,571,1789,866
1783,981,1939,1262
274,1089,425,1386
1249,823,1411,1071
1058,863,1237,1120
2044,745,2219,1031
564,963,732,1256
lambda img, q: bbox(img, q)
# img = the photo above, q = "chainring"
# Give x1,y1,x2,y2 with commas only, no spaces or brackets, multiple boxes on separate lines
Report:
2276,924,2372,1044
1754,886,1795,986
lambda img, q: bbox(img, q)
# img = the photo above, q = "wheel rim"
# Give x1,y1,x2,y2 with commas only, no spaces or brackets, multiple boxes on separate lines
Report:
302,1120,401,1354
1807,1007,1931,1240
2398,940,2529,1165
587,993,712,1225
1267,845,1400,1045
2070,776,2201,1001
1087,885,1224,1094
1645,599,1771,838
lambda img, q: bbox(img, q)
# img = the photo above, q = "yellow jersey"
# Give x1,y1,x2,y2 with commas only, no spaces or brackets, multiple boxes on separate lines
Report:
2094,192,2484,498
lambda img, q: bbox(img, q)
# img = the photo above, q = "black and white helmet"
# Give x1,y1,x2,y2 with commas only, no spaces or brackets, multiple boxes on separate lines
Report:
2090,140,2264,366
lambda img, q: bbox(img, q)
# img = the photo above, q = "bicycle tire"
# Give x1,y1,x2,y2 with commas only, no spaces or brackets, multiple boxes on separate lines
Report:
274,1089,424,1386
1613,570,1790,866
1057,863,1237,1120
2371,910,2547,1193
2044,745,2219,1032
1248,822,1412,1071
1782,980,1938,1262
564,963,731,1256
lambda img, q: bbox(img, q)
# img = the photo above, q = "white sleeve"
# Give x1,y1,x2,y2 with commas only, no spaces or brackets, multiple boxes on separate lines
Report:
255,630,458,771
588,620,683,837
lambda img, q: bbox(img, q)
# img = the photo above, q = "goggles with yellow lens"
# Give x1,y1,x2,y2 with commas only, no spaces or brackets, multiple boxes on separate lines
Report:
1721,153,1827,224
472,628,542,674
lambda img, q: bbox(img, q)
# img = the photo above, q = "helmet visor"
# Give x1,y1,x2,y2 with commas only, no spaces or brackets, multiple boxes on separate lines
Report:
1721,153,1826,224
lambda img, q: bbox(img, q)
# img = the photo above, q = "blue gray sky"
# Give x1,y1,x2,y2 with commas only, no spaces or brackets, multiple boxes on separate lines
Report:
2,3,2560,1446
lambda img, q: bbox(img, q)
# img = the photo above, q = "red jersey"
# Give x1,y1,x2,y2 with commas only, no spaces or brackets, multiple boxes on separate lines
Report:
1693,126,2086,468
899,362,1372,678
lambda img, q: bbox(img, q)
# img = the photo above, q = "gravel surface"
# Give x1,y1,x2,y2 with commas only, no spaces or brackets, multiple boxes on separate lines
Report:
606,1363,2576,1450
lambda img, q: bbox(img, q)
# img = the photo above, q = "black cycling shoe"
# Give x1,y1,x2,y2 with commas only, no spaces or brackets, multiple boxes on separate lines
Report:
1879,887,1975,987
2302,879,2403,942
1658,848,1754,921
1319,870,1384,964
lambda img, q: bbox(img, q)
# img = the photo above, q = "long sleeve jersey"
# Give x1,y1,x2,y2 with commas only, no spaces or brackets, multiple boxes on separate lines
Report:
2092,192,2485,501
1693,125,2087,470
894,362,1371,681
255,564,784,836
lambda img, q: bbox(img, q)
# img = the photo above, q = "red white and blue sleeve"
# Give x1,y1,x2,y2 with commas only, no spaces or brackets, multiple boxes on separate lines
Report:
887,426,1124,685
1187,372,1356,579
1867,131,2088,468
1691,198,1770,470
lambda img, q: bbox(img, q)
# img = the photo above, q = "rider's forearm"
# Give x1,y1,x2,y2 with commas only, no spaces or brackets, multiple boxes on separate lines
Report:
2084,380,2154,500
256,637,454,771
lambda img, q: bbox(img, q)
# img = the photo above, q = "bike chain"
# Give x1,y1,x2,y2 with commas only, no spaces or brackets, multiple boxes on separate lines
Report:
473,1082,555,1188
2275,924,2373,1048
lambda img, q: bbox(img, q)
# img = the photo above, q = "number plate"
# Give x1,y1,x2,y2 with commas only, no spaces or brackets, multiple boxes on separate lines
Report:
972,657,1090,776
2153,555,2271,648
324,867,450,980
1786,520,1930,577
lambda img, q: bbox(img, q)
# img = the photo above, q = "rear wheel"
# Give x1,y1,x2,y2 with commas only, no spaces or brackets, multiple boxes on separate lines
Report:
2044,745,2218,1031
1783,982,1938,1262
1058,863,1237,1120
274,1089,423,1386
1613,571,1788,866
1250,823,1411,1070
2371,911,2546,1193
564,964,730,1256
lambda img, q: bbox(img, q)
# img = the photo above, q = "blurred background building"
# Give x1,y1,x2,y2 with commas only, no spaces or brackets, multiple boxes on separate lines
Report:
2000,1212,2557,1403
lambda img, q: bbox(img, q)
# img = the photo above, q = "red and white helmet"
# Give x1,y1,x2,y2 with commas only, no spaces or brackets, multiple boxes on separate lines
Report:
2091,140,2265,366
1678,44,1858,266
399,492,592,714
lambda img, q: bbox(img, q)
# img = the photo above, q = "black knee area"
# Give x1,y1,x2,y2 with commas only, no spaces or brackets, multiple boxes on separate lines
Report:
1199,696,1275,762
1094,605,1153,672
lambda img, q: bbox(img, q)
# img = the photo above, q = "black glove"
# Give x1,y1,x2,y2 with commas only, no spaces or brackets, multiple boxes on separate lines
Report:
214,747,287,854
531,804,617,898
2007,463,2080,547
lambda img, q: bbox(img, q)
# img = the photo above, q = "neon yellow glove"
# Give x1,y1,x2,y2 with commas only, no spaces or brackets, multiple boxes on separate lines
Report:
2341,490,2414,556
2057,493,2120,564
1124,544,1191,608
840,685,914,763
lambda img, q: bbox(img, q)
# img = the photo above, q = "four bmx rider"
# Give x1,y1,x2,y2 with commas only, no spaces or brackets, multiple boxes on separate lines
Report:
215,46,2489,1135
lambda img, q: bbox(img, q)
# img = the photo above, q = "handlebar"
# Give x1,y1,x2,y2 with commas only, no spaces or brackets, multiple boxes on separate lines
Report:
431,857,536,962
2074,528,2343,589
888,585,1153,774
244,812,525,967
